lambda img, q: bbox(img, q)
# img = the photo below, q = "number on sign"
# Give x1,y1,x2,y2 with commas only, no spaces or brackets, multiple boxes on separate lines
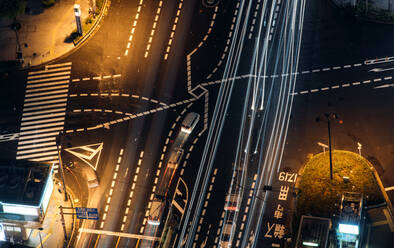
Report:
278,172,297,183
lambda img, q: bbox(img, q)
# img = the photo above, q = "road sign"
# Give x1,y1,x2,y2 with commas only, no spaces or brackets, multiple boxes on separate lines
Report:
76,207,99,220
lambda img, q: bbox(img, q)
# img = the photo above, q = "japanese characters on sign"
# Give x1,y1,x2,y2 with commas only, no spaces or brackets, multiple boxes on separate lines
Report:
264,171,298,247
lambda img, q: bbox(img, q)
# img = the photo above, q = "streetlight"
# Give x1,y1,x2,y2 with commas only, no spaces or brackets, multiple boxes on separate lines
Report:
357,142,362,156
316,113,339,180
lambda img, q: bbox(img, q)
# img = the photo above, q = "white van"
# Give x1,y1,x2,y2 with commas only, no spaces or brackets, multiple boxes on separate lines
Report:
86,169,99,188
181,112,200,134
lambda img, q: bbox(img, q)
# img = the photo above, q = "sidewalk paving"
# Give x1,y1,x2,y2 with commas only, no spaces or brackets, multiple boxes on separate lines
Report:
0,0,91,67
24,182,76,248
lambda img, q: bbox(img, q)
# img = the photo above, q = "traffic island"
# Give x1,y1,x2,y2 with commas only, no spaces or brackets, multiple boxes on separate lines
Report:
294,150,385,247
71,0,108,45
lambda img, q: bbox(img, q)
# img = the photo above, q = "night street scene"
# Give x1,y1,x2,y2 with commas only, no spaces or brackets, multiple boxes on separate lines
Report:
0,0,393,247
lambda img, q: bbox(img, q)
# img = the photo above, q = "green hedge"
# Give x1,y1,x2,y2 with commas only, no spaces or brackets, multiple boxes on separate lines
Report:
297,150,384,218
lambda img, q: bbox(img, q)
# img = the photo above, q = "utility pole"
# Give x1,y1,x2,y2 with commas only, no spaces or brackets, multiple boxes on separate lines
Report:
326,114,333,180
59,206,68,242
38,227,44,248
56,133,68,201
316,113,339,181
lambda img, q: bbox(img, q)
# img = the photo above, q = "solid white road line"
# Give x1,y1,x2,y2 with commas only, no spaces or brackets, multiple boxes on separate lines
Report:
23,98,67,107
24,93,68,102
23,103,67,112
27,71,71,80
18,132,59,141
27,76,70,84
385,186,394,191
33,155,59,162
78,228,161,241
26,80,69,89
28,66,72,75
20,121,64,131
22,108,66,117
18,136,56,145
16,150,58,160
25,89,69,98
21,116,65,126
19,127,63,136
45,62,72,69
17,142,57,152
17,145,57,155
26,84,69,93
22,112,65,121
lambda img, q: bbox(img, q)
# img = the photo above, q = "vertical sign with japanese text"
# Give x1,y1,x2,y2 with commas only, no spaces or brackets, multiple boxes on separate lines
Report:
262,171,297,247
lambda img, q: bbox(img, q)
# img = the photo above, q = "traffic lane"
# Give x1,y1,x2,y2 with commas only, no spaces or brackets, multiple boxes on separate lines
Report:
114,0,174,89
174,126,230,246
299,0,394,71
67,123,127,247
96,113,158,248
293,67,394,94
142,0,200,102
119,107,194,247
281,83,394,205
120,0,201,110
182,79,248,246
184,0,240,84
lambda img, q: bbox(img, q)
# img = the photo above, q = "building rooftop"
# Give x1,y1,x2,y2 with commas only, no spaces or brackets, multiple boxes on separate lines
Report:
0,162,51,207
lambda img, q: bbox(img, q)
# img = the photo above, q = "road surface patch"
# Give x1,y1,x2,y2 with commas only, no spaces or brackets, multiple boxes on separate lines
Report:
163,0,184,60
144,1,163,58
98,148,124,229
206,0,240,80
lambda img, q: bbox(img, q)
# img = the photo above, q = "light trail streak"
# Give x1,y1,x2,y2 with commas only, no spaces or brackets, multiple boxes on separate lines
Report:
238,0,306,247
177,1,252,247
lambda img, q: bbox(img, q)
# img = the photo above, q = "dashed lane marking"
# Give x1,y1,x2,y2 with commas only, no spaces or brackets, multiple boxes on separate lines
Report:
66,97,198,133
144,1,163,58
99,148,124,229
206,1,240,80
163,0,184,60
292,76,392,96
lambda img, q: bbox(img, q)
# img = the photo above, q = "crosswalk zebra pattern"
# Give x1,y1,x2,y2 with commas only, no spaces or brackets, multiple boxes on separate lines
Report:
16,62,72,172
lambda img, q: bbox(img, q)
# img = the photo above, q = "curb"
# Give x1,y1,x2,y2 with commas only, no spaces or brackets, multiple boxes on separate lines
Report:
24,0,110,70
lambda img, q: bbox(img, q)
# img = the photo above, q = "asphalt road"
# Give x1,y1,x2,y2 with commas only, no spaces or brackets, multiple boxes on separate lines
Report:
0,0,393,247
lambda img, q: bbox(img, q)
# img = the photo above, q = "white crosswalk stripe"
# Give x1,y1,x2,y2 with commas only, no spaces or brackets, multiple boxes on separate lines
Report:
17,63,72,172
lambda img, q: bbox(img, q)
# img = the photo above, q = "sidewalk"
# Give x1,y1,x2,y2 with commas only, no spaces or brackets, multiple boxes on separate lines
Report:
24,182,76,248
0,0,91,67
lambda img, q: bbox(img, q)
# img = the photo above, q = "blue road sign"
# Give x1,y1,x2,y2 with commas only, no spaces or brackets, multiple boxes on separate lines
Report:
75,207,99,220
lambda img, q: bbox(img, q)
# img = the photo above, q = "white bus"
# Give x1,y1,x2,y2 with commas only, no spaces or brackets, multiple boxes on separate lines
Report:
181,112,200,134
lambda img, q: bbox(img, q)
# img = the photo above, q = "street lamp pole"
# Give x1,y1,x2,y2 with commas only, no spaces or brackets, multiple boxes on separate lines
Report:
326,116,333,180
56,133,68,201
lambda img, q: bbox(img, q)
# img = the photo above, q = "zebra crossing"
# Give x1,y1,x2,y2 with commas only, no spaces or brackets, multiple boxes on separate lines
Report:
16,62,72,172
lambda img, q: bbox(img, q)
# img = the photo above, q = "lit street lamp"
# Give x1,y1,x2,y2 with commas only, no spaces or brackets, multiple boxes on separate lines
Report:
357,142,362,156
316,113,339,180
